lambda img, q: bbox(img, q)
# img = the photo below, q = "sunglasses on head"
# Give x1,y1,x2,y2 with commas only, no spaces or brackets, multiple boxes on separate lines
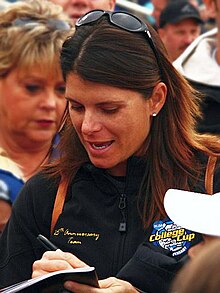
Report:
76,10,163,78
11,17,71,31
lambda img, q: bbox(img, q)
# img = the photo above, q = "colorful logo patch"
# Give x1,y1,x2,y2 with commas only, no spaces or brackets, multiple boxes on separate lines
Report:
149,218,195,256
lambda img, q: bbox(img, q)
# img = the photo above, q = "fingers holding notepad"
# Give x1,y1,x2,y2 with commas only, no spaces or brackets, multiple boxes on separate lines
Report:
32,249,88,279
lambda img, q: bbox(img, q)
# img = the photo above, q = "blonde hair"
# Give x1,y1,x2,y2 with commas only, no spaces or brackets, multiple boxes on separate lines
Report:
0,0,73,77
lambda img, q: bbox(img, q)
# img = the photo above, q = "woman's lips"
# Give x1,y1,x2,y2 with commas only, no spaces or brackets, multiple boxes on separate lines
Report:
36,120,54,127
91,141,113,150
85,140,114,154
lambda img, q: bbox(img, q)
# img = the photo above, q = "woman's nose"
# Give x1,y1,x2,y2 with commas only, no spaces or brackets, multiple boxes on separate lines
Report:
81,112,102,135
40,91,57,110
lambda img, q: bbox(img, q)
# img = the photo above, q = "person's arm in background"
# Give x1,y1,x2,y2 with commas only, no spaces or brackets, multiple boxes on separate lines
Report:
0,169,24,233
0,171,12,233
0,199,11,233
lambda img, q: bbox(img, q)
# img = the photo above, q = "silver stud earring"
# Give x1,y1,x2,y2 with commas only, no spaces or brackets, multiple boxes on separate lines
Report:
152,112,157,117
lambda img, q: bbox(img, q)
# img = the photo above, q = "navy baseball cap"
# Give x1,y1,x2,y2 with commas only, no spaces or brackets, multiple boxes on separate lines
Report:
159,0,203,28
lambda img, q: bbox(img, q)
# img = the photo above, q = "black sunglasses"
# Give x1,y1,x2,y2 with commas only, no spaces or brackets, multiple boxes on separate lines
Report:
76,10,163,78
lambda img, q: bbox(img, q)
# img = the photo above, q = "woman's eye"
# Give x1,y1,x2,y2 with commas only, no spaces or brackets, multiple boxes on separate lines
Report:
103,108,118,114
56,85,66,95
25,84,40,93
69,102,84,111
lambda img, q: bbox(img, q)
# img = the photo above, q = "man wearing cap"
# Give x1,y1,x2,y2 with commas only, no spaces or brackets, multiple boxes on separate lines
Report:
158,0,202,61
174,0,220,135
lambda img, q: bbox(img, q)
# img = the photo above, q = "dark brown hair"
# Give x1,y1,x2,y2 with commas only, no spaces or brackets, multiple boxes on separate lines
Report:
50,16,220,227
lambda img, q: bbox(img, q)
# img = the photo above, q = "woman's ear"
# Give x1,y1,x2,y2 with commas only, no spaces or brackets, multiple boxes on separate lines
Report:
149,82,167,116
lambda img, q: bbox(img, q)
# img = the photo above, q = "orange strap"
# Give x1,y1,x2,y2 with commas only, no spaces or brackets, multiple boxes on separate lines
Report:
50,177,69,235
205,155,217,195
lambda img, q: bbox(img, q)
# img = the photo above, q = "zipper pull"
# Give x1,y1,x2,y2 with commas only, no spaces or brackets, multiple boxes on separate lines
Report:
119,195,126,209
119,222,126,232
118,194,127,232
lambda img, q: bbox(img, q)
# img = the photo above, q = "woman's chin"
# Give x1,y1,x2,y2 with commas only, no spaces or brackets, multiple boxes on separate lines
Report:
91,160,113,170
89,157,116,169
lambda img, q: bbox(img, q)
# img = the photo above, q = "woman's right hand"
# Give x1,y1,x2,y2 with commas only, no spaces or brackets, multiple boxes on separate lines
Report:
32,249,88,278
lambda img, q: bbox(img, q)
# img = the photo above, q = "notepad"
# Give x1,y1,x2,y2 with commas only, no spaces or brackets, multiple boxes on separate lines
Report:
0,266,99,292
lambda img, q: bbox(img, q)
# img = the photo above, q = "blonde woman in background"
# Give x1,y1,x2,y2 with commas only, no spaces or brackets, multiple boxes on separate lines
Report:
0,0,73,232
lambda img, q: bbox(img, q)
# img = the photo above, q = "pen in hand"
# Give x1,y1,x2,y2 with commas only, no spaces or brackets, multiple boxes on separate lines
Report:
37,234,59,251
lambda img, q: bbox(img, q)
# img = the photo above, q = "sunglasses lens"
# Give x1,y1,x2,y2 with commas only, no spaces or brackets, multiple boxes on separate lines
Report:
111,12,142,31
77,10,104,26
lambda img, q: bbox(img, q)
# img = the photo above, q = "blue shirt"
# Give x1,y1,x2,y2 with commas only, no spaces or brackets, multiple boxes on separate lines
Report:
0,170,24,204
0,133,60,204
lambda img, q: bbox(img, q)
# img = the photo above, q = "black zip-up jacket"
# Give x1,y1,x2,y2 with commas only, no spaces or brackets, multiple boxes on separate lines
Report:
0,155,219,292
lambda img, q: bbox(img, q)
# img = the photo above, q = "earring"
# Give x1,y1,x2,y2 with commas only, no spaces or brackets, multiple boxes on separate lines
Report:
152,112,157,117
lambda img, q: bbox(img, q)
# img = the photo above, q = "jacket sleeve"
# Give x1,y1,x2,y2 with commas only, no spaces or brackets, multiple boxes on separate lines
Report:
116,242,187,293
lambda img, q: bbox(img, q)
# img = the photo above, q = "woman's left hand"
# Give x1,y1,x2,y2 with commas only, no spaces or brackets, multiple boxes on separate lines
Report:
64,277,139,292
